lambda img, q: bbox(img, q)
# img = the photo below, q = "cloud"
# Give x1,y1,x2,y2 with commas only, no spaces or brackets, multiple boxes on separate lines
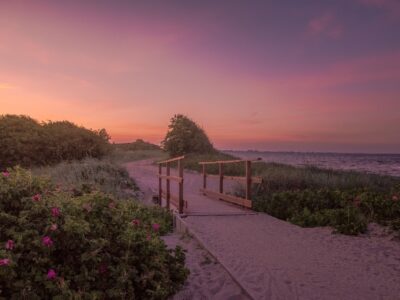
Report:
0,83,17,90
357,0,400,17
307,13,343,39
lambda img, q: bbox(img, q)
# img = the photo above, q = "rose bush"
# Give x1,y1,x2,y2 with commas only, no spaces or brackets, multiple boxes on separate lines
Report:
0,167,188,299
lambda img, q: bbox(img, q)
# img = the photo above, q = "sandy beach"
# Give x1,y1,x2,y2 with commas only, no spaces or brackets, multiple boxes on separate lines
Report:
126,160,400,300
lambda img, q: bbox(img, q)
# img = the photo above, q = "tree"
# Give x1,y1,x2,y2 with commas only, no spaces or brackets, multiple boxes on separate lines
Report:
162,114,214,156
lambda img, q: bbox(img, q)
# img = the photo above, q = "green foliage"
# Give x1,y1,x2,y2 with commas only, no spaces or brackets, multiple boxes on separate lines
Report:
115,139,161,151
0,167,188,299
255,162,399,193
253,188,400,235
109,149,167,164
0,115,111,168
33,159,138,199
162,115,214,156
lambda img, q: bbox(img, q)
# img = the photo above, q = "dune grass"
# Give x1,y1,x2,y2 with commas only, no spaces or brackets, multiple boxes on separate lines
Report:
33,158,138,199
178,151,400,235
107,148,167,163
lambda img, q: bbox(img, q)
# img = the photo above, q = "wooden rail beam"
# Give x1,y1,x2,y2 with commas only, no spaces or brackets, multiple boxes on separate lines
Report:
166,162,170,209
201,188,252,208
178,159,184,214
157,155,185,164
199,157,262,165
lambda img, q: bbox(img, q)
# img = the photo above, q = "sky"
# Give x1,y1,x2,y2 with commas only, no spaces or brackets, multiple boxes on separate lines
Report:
0,0,399,153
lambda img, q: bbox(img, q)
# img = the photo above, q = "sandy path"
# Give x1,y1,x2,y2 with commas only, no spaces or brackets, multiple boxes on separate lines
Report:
163,232,250,300
125,160,400,300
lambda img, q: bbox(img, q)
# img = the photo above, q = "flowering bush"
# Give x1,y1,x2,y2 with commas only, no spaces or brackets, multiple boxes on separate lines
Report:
0,167,188,299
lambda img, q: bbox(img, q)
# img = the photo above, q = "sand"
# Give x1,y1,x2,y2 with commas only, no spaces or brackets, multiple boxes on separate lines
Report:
163,232,250,300
126,160,400,300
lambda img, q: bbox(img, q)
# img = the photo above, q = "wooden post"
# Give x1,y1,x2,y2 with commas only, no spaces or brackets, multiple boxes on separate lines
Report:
158,164,162,206
245,160,252,200
166,162,170,209
178,159,184,214
219,163,224,194
202,164,207,189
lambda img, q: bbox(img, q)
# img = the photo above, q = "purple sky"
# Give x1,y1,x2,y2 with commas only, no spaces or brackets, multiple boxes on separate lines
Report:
1,0,399,153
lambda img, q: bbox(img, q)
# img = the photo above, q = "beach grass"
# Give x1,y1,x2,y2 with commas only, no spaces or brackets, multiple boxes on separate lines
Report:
179,151,400,235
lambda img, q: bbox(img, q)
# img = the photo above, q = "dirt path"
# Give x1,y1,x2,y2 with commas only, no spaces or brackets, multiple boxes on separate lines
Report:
125,160,400,300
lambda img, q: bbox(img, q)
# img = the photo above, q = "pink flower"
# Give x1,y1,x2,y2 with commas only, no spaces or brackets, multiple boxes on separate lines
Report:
42,236,53,247
108,202,116,209
131,219,140,226
353,196,361,208
50,224,58,231
146,234,151,241
82,203,92,212
98,263,108,275
32,194,41,202
152,223,160,232
2,171,10,177
0,258,10,266
5,240,14,250
47,269,57,279
51,207,61,217
392,195,399,202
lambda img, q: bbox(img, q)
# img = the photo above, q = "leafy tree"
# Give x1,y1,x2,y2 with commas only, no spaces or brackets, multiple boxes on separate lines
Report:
162,114,214,156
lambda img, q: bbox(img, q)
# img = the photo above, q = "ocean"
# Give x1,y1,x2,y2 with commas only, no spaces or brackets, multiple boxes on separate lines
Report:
225,151,400,177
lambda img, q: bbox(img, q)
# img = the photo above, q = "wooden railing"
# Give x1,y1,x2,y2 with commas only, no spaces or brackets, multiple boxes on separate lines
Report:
198,158,262,209
157,156,186,214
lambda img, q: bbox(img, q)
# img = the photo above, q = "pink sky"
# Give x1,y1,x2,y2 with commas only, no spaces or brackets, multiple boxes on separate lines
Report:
1,0,399,153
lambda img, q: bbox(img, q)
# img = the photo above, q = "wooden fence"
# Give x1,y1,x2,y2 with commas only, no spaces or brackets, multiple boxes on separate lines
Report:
198,159,262,208
157,156,186,214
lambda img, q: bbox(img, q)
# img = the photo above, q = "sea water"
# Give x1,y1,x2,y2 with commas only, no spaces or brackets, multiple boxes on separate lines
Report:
225,151,400,177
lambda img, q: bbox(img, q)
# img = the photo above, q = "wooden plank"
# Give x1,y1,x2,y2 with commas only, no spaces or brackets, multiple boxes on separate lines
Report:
199,158,262,165
202,164,206,189
219,163,223,193
157,155,185,164
205,174,262,184
178,159,184,214
157,175,183,183
166,163,170,209
158,164,162,206
200,189,252,209
245,160,252,200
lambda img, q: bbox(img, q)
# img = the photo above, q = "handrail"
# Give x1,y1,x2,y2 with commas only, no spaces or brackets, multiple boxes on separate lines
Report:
157,155,185,164
199,157,262,165
158,155,185,214
199,157,263,208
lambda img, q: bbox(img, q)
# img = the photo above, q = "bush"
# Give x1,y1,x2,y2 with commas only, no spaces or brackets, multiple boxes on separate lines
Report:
33,159,138,199
0,167,188,299
162,115,214,156
114,139,160,151
253,187,400,235
0,115,111,168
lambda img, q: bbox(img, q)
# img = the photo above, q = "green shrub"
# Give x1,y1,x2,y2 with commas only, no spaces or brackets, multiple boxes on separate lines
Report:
0,167,188,299
114,139,161,151
0,115,111,168
162,115,214,156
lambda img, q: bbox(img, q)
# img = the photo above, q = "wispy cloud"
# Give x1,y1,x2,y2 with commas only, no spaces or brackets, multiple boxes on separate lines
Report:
0,83,17,90
307,13,343,39
357,0,400,17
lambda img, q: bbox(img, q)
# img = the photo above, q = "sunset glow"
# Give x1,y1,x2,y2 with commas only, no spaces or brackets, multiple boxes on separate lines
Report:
1,0,399,153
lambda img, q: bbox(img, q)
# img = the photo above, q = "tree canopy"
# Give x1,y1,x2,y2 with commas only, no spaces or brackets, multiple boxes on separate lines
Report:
162,114,214,156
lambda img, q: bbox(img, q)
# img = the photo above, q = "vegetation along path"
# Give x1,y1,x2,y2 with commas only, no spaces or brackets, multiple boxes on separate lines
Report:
125,159,400,300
